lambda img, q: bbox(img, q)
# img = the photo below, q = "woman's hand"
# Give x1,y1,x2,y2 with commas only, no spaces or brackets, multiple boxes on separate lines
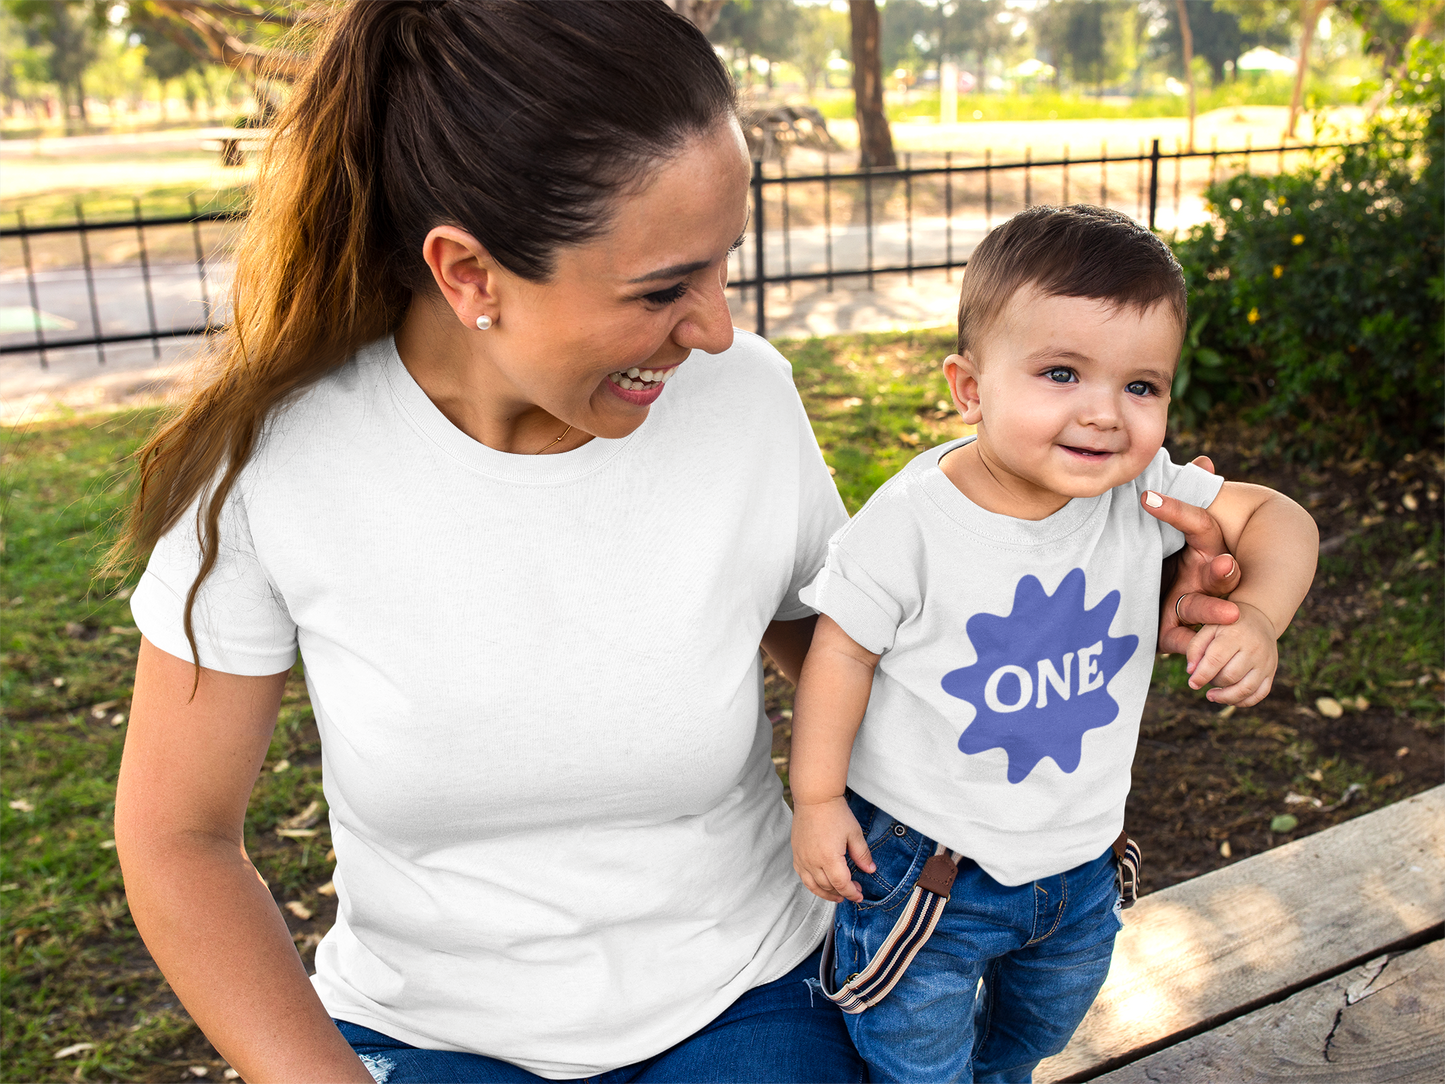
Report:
1143,456,1244,656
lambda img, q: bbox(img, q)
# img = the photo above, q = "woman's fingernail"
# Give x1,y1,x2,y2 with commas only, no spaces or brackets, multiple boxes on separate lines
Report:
1223,555,1238,577
1144,491,1164,508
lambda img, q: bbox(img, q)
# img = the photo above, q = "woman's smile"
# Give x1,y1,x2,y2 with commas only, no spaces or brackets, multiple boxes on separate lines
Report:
605,363,683,403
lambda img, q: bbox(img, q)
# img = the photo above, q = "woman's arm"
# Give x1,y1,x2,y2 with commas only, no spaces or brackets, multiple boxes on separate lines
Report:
760,615,818,685
116,639,373,1084
1145,455,1246,653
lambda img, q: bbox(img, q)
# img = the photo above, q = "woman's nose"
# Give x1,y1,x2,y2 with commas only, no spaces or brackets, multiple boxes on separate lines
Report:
673,270,735,355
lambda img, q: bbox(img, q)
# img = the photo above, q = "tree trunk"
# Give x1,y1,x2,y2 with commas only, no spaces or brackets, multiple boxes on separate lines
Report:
664,0,725,35
1175,0,1196,153
849,0,896,168
1286,0,1328,140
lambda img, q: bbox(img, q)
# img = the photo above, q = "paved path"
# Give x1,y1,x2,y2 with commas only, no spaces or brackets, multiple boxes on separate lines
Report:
0,267,972,426
0,184,1223,426
8,107,1307,427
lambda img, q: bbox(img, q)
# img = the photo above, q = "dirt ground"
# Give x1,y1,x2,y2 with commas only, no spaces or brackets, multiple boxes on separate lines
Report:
765,419,1444,896
1124,426,1443,890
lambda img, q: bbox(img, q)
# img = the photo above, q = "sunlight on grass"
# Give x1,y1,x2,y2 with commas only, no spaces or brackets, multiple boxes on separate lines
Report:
1,182,250,228
777,327,971,513
1,410,328,1081
1281,524,1444,713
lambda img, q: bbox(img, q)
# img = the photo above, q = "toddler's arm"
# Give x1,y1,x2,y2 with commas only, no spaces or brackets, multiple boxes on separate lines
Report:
1158,480,1318,705
789,615,881,903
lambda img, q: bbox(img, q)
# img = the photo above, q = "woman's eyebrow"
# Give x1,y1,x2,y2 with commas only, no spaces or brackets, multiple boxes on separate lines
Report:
629,217,749,283
628,259,710,284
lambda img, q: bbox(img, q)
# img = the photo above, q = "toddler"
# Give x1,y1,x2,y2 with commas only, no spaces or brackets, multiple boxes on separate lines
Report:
790,205,1318,1083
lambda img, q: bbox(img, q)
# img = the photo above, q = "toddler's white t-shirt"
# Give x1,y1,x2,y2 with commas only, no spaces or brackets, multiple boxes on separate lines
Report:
131,333,846,1078
801,437,1223,885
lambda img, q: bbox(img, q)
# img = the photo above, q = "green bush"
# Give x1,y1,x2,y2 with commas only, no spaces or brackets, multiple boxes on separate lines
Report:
1171,45,1442,462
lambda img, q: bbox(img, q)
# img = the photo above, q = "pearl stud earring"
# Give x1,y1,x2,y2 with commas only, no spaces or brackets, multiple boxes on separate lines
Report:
475,315,493,330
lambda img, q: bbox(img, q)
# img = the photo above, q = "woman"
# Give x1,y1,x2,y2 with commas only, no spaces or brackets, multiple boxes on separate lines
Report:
112,4,1240,1082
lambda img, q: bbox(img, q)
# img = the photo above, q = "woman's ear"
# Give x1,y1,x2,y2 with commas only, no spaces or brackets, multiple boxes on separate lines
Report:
421,226,501,330
943,353,983,425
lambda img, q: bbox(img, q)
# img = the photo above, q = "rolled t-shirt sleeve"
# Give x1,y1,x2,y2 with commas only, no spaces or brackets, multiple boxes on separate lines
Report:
799,542,905,654
1137,449,1228,557
130,487,298,675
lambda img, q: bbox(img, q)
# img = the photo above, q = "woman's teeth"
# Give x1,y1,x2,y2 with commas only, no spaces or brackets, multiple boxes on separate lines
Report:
608,366,678,391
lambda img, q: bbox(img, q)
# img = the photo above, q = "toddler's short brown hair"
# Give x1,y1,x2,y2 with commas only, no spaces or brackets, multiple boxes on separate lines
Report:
957,205,1187,357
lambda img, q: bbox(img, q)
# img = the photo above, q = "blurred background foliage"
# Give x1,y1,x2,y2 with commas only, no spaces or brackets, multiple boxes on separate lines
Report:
3,0,1441,135
1170,38,1442,463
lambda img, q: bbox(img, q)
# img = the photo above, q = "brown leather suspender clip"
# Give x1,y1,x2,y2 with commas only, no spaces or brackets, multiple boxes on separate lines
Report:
914,853,960,898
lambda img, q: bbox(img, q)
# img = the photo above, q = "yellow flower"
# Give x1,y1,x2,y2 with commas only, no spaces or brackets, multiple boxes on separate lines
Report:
1291,234,1305,245
1273,265,1284,278
1247,307,1260,324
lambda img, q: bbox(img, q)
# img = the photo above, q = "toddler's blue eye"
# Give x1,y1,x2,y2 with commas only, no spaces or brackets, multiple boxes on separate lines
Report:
1046,367,1075,383
1126,380,1157,396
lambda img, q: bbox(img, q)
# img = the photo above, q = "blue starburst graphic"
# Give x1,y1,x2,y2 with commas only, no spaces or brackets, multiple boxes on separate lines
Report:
941,569,1137,784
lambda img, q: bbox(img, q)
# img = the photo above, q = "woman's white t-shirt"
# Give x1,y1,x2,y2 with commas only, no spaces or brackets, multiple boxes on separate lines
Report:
131,333,846,1078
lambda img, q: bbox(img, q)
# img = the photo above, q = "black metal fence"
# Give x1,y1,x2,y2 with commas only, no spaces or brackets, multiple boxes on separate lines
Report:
1,198,243,366
1,138,1343,364
732,137,1347,338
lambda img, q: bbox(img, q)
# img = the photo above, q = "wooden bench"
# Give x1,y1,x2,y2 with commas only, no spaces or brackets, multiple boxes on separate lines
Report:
194,126,272,166
1038,785,1443,1082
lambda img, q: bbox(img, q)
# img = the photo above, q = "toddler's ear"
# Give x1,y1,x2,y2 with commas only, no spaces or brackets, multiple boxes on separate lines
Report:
943,353,983,425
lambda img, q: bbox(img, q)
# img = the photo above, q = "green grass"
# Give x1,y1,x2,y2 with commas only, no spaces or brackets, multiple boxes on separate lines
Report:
1280,521,1444,713
1,411,329,1082
810,79,1362,125
1,179,251,229
779,326,967,513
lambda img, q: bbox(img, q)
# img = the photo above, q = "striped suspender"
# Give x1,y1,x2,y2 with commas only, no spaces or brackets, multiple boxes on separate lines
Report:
818,843,962,1015
1112,830,1142,908
818,831,1142,1015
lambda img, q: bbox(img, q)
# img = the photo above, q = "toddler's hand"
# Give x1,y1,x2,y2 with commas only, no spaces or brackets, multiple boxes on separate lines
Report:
791,797,875,904
1184,603,1279,706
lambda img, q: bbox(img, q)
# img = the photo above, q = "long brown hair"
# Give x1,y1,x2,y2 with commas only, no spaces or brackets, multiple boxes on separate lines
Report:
107,0,736,666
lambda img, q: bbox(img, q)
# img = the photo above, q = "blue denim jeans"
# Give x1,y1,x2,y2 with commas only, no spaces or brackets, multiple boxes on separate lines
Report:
334,947,864,1084
826,792,1122,1084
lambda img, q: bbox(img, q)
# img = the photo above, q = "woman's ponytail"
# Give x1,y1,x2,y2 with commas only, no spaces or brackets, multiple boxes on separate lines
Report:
106,1,737,675
106,4,418,667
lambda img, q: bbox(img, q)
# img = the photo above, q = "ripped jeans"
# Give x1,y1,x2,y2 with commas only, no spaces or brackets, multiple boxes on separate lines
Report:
334,947,863,1084
823,792,1123,1084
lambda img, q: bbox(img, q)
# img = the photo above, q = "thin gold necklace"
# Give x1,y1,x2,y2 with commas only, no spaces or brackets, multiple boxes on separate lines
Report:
535,423,573,454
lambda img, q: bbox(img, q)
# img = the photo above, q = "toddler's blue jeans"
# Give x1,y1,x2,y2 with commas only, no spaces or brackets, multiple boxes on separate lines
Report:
826,791,1123,1084
334,946,863,1083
